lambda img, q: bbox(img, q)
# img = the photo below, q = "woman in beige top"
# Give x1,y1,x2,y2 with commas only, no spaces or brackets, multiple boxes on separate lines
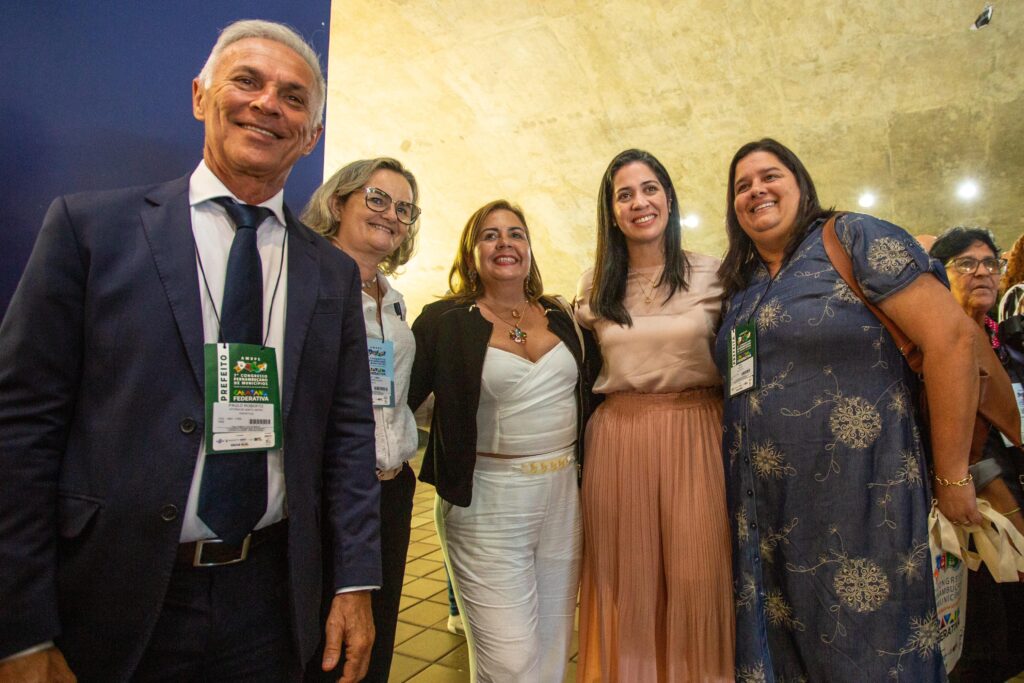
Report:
575,149,734,681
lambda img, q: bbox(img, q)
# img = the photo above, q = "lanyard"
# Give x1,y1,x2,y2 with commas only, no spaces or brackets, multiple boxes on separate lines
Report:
194,223,288,348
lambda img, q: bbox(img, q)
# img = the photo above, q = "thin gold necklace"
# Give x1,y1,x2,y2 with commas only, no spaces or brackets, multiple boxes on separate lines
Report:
479,299,530,345
630,270,660,304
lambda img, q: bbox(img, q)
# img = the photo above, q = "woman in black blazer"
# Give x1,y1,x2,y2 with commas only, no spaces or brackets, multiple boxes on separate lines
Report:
409,199,595,682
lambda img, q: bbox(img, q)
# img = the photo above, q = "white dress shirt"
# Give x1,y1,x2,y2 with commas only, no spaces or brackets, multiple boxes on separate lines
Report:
363,275,418,472
180,161,289,542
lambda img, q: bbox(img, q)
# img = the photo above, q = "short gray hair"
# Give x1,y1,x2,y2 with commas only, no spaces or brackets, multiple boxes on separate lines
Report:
197,19,325,127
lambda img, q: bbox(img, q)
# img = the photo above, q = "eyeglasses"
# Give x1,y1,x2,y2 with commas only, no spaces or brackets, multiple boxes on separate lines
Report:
363,187,420,225
946,256,1006,275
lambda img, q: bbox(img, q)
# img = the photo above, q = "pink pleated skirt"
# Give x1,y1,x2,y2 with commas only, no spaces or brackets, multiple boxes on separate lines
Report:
577,388,735,682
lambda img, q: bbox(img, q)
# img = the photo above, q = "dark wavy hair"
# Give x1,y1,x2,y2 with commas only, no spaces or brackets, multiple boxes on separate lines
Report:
929,226,1000,263
718,138,834,297
590,149,689,326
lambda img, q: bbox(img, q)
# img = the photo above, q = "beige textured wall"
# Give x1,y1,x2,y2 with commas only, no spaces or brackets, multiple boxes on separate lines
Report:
324,1,1023,318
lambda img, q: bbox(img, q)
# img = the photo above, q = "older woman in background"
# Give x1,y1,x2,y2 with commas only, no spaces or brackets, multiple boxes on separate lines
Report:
929,227,1024,683
715,138,979,682
409,200,588,682
302,158,421,682
576,149,734,681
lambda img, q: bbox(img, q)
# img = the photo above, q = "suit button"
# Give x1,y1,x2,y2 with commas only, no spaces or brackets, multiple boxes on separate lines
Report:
180,418,197,434
160,504,178,522
746,489,754,497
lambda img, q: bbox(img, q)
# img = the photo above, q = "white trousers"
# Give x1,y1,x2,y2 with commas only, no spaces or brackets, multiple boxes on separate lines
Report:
435,447,582,683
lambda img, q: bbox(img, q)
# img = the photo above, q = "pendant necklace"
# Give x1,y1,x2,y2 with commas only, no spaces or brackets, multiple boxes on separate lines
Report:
480,299,530,345
631,269,660,304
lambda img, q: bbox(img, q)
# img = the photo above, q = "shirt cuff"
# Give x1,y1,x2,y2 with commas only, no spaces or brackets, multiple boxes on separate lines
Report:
335,585,380,594
0,642,54,663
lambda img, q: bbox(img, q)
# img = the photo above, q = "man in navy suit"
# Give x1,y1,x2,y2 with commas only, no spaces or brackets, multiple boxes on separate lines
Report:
0,20,380,682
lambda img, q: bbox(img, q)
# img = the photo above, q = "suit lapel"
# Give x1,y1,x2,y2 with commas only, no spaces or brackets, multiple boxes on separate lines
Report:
140,176,206,392
281,209,320,420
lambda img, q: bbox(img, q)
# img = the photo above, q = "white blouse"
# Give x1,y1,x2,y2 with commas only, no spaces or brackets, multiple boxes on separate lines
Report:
363,274,418,471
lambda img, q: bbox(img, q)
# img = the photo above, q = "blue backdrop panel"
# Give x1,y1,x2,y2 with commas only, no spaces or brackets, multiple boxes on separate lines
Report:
0,2,332,315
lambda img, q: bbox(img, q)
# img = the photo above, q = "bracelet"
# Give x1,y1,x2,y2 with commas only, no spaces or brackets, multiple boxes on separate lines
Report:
934,473,974,487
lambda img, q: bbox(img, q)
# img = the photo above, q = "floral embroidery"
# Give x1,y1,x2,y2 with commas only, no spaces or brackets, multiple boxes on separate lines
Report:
736,507,751,543
765,589,806,631
737,662,767,683
867,450,924,529
757,298,792,331
878,612,941,680
751,440,797,480
833,557,891,613
829,396,882,448
895,542,929,583
867,237,914,276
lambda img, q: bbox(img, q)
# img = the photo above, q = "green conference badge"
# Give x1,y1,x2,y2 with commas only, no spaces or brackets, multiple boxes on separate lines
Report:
203,343,282,454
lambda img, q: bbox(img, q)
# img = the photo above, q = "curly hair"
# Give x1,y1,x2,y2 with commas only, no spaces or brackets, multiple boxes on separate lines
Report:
1002,233,1024,296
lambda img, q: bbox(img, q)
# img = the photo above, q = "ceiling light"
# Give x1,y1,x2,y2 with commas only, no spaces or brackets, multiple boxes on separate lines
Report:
681,214,700,229
858,192,876,209
956,179,980,201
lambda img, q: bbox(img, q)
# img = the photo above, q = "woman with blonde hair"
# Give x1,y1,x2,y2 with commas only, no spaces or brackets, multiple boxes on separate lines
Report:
302,157,421,682
409,200,592,681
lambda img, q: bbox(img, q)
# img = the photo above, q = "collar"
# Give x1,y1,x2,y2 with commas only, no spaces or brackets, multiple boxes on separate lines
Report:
188,160,287,226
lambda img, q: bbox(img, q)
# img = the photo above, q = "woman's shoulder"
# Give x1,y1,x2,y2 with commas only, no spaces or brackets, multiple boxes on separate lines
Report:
575,267,595,301
834,212,916,242
413,298,471,327
684,250,722,271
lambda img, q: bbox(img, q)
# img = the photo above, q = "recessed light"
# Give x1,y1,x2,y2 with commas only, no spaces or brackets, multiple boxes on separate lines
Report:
681,214,700,229
858,192,876,209
956,179,980,201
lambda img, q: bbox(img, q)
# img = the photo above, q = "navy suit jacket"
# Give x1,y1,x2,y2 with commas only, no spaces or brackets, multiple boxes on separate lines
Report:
0,175,381,680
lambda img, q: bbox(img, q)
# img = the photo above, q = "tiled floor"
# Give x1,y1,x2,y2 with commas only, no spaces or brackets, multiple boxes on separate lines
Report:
389,456,578,682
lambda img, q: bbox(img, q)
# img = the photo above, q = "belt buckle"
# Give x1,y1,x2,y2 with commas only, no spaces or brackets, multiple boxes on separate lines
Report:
193,535,251,567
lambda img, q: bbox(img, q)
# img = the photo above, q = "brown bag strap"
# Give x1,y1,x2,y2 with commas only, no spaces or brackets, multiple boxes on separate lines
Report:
820,214,924,373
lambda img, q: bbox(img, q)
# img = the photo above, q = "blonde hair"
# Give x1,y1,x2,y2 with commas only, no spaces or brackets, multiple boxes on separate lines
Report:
446,200,543,302
301,158,419,275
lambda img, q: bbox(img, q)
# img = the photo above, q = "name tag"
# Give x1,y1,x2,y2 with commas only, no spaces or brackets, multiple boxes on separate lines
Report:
729,323,757,397
203,343,282,453
368,338,396,407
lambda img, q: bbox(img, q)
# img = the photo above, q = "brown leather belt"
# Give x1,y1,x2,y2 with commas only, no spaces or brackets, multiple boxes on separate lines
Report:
176,519,287,568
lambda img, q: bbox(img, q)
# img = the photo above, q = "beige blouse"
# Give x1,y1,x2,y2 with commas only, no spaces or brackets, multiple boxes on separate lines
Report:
576,251,724,394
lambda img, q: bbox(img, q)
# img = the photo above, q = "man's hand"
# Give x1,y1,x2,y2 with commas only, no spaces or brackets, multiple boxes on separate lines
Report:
321,590,374,682
0,647,76,683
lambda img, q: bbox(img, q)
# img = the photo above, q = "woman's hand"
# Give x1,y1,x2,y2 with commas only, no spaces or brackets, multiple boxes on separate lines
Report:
934,481,983,526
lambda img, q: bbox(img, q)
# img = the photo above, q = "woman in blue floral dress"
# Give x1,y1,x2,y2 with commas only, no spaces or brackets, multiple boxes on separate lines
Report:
714,139,982,682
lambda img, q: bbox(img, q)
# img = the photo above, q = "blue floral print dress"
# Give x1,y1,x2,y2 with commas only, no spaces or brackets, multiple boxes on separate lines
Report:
714,213,947,683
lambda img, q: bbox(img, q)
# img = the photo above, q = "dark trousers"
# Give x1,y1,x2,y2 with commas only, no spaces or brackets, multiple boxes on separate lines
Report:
306,463,415,682
132,528,300,682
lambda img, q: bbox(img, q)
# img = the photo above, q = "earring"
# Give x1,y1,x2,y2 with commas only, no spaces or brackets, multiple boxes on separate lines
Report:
469,270,478,286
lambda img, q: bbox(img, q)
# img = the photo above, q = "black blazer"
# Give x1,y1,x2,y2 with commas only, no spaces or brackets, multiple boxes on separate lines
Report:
408,296,599,507
0,176,381,679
